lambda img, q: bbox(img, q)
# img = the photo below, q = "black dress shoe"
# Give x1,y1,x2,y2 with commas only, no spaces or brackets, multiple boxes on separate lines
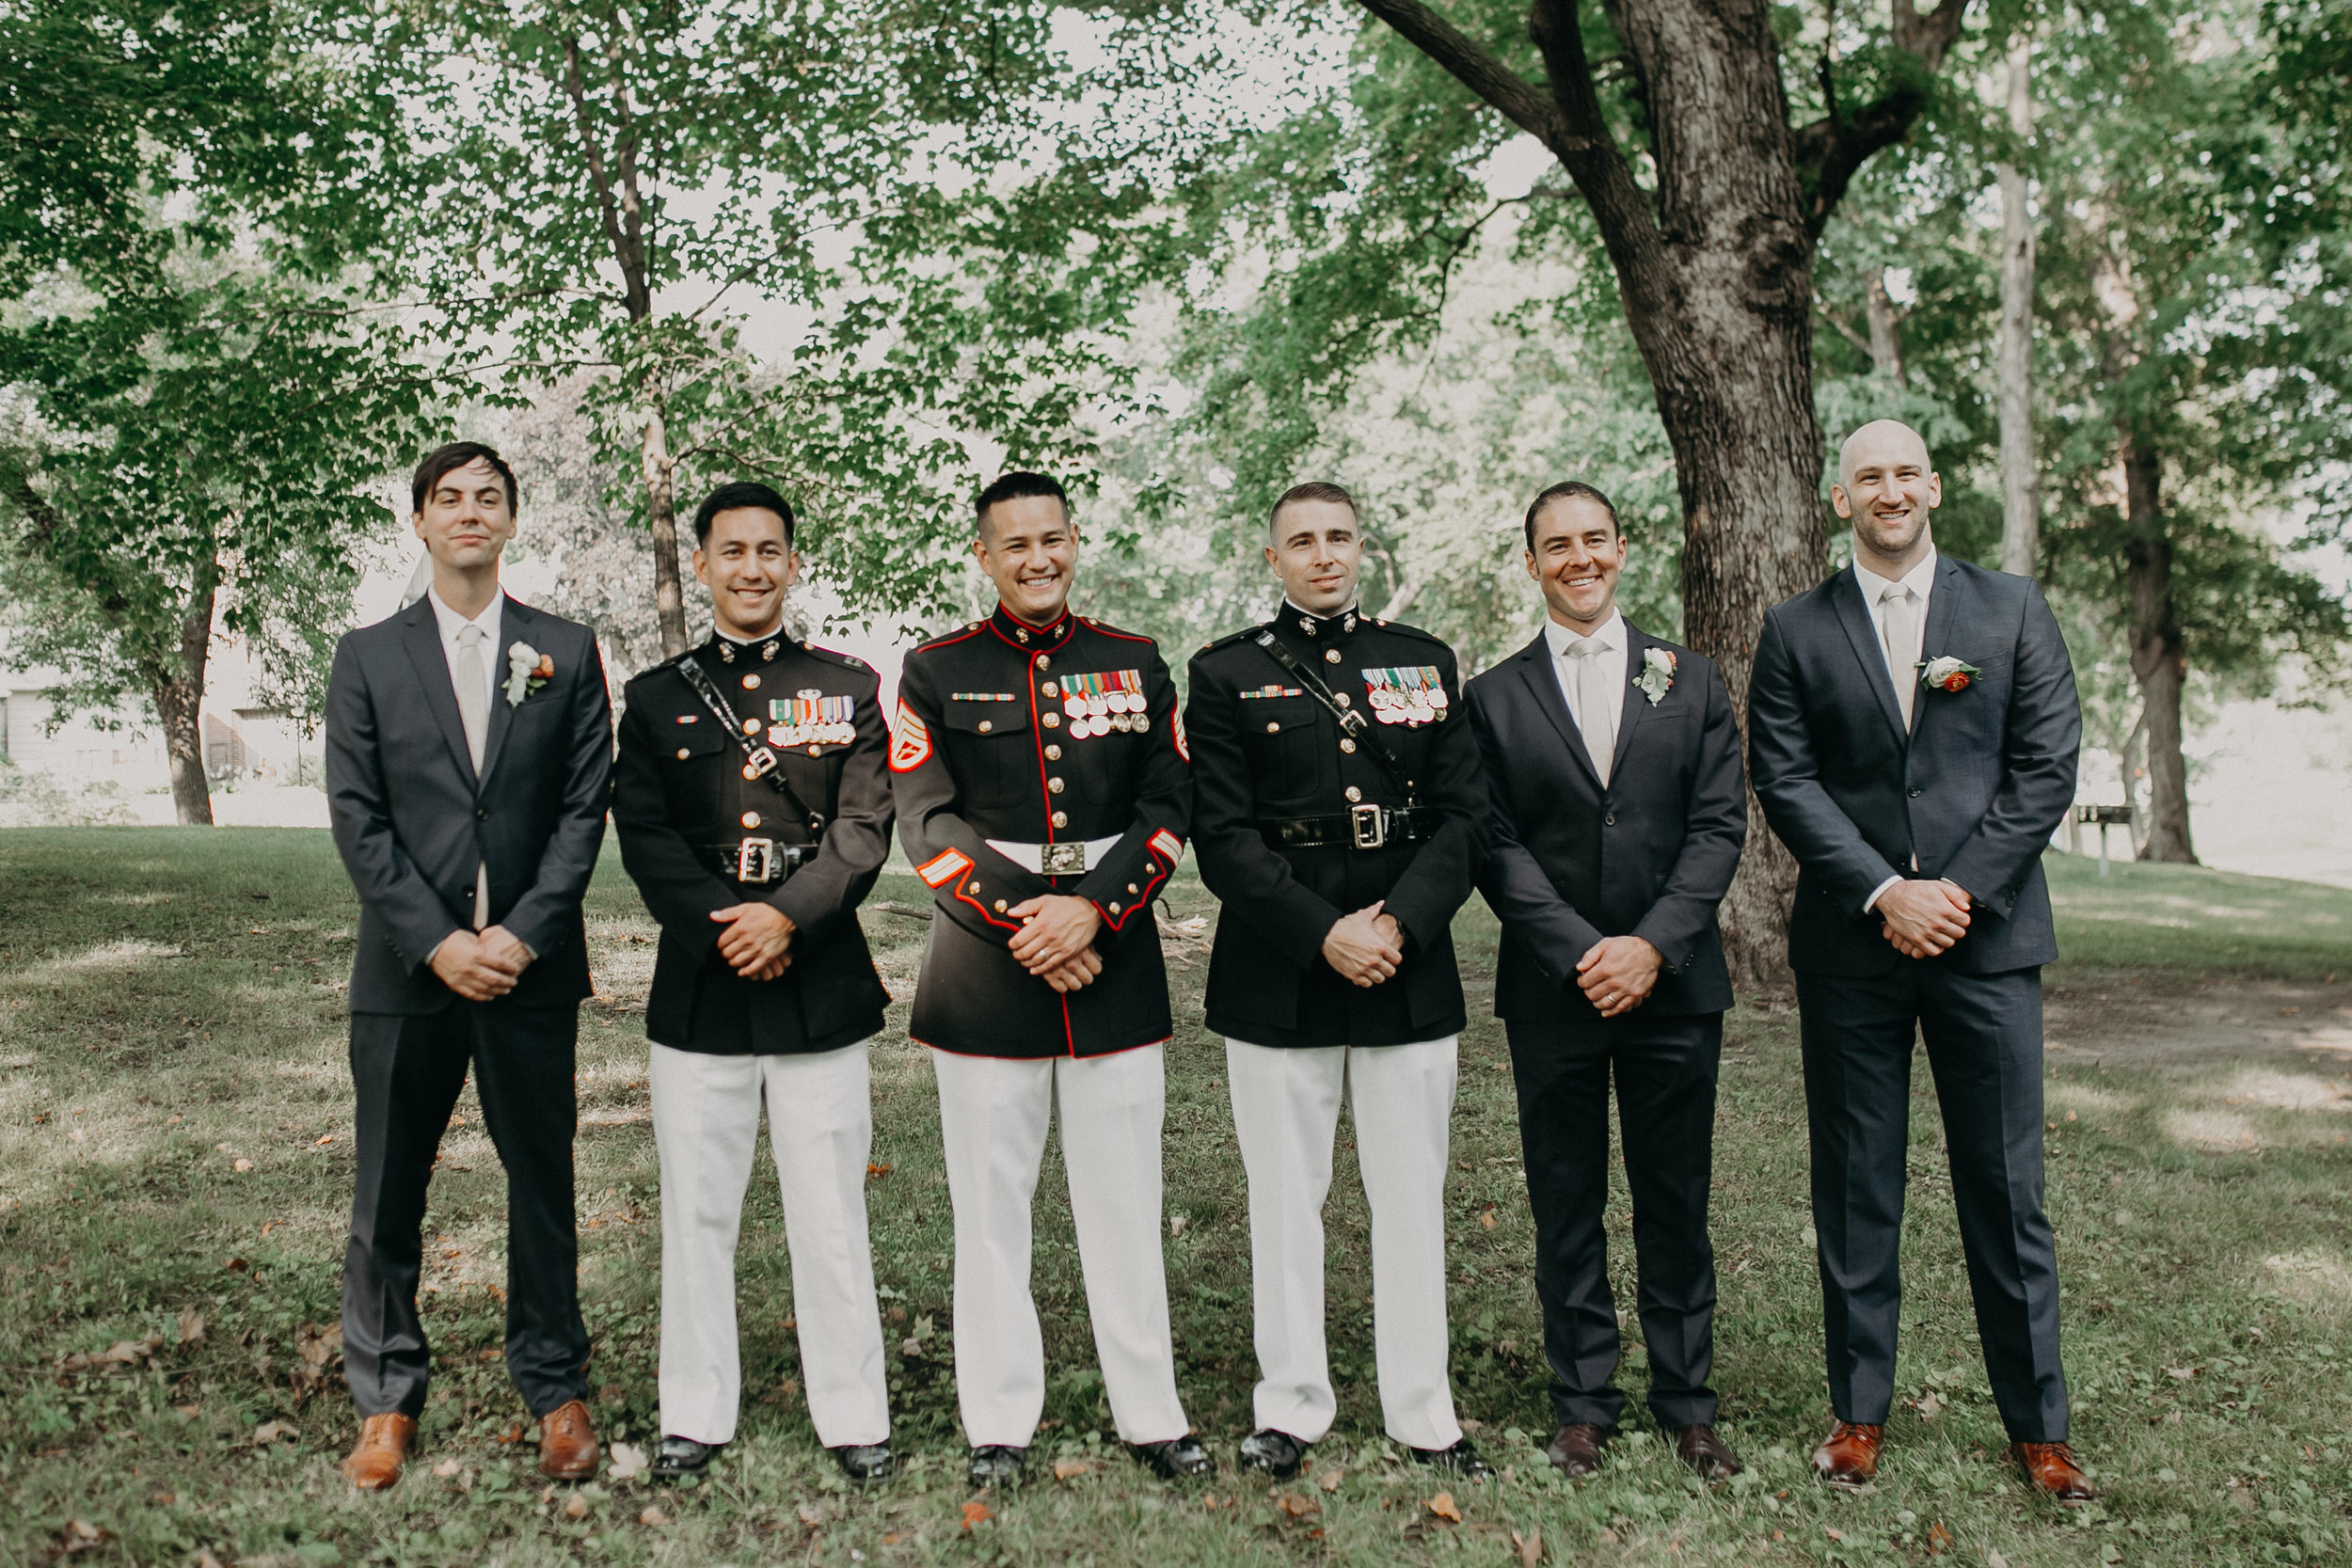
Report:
832,1442,896,1482
1130,1435,1214,1480
1547,1422,1612,1478
1411,1437,1492,1481
1237,1428,1309,1480
1672,1424,1740,1481
967,1445,1025,1489
651,1435,724,1479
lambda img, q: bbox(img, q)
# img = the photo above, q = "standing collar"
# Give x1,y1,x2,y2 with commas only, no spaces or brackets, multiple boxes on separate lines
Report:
1542,608,1627,659
1279,599,1362,640
1852,545,1939,606
990,601,1076,650
707,622,791,665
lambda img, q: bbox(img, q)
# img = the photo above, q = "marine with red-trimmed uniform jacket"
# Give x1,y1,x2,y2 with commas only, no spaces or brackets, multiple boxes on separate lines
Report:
887,470,1210,1490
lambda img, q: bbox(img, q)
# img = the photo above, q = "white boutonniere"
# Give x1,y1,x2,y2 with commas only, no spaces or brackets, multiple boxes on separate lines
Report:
1917,655,1980,695
1633,646,1677,706
503,641,554,707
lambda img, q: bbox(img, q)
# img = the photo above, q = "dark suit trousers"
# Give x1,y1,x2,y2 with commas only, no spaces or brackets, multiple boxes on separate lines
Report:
343,1002,591,1418
1797,964,2068,1442
1505,1011,1722,1430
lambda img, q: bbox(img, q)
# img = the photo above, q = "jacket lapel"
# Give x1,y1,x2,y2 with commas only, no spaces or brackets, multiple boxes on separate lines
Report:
1831,565,1910,750
1610,620,1656,778
1912,555,1968,738
475,595,528,787
1511,630,1602,786
400,600,478,784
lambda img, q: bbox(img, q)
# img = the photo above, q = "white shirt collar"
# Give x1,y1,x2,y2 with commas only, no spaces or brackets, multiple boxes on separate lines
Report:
1543,608,1627,659
425,584,502,645
1852,546,1938,607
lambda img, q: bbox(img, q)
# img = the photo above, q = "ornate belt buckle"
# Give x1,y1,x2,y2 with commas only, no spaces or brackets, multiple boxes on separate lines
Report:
1040,841,1087,875
1349,802,1386,849
737,837,779,882
741,746,778,780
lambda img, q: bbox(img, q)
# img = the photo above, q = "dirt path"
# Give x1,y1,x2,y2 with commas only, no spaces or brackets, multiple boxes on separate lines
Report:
2045,974,2352,1071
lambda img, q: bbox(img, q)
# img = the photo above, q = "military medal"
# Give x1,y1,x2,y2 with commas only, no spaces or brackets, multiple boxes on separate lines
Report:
1059,669,1144,738
1361,665,1447,726
768,692,856,747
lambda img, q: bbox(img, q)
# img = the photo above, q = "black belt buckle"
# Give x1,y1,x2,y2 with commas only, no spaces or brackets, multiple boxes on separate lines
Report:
741,746,778,781
1350,802,1386,849
736,837,780,883
1040,841,1087,875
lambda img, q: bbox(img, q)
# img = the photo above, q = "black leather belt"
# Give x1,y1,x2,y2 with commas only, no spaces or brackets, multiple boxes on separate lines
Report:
1259,805,1441,851
705,840,816,884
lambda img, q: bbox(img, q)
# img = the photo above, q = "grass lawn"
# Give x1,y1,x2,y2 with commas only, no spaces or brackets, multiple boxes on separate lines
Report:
1,830,2347,1567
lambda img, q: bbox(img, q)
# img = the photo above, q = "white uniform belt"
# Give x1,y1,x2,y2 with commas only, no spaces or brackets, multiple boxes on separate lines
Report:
986,834,1123,876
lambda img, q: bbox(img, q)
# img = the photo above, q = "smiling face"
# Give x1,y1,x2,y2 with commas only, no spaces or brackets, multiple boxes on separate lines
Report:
1264,499,1362,616
411,456,516,571
975,494,1079,624
1526,494,1626,631
693,506,798,640
1833,420,1942,577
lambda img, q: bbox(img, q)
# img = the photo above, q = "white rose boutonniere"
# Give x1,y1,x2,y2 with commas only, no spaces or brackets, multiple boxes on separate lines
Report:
1918,655,1981,695
1633,646,1677,706
504,641,555,707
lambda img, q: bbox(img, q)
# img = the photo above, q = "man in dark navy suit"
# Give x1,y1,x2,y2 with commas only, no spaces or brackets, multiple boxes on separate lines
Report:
1747,420,2092,1502
325,442,612,1490
1464,482,1746,1482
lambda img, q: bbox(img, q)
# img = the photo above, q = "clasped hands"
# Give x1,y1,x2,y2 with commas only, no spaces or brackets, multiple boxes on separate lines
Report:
1877,878,1973,959
710,902,797,981
428,925,534,1002
1008,894,1104,991
1324,901,1406,988
1577,935,1661,1018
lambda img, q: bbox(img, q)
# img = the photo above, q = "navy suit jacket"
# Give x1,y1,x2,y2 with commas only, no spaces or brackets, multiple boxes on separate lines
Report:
1747,556,2080,977
1466,621,1747,1020
326,594,613,1013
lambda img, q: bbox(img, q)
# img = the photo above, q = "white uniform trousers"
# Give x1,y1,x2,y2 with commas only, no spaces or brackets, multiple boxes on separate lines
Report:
649,1040,890,1449
1225,1035,1464,1450
930,1044,1191,1448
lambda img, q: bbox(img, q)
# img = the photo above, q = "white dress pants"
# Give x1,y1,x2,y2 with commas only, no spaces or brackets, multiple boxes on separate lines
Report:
1225,1035,1464,1450
649,1040,890,1448
930,1045,1190,1448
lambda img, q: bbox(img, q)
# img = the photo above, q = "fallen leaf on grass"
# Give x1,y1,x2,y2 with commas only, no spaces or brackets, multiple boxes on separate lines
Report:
252,1419,299,1445
176,1307,205,1347
607,1442,647,1481
1316,1467,1344,1492
433,1459,463,1479
497,1422,525,1445
774,1376,801,1407
900,1338,924,1358
1512,1528,1542,1568
866,1162,892,1180
1825,1527,1845,1542
564,1492,589,1520
798,1504,826,1528
1275,1493,1318,1521
1479,1207,1499,1230
1915,1390,1943,1420
224,1258,249,1272
61,1520,107,1554
1052,1457,1095,1481
1426,1492,1462,1523
638,1505,670,1527
1988,1552,2011,1568
1168,1214,1188,1237
233,1158,255,1173
2167,1366,2201,1381
1927,1520,1952,1554
961,1500,993,1530
151,1491,175,1506
197,1552,225,1568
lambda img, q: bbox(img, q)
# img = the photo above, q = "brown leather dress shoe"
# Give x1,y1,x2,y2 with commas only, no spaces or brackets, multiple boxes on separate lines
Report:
2011,1441,2095,1503
537,1399,600,1481
1674,1423,1741,1481
339,1413,418,1491
1811,1419,1883,1487
1545,1422,1612,1478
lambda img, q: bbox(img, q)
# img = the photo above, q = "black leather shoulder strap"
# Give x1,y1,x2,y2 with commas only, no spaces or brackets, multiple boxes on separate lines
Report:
675,655,826,835
1251,628,1419,806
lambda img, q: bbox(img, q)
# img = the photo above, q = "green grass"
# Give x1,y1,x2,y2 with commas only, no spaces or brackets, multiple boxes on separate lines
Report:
1,831,2346,1566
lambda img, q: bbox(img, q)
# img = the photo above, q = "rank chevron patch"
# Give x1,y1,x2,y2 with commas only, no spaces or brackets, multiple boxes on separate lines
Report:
1149,828,1184,864
914,847,974,889
888,700,932,771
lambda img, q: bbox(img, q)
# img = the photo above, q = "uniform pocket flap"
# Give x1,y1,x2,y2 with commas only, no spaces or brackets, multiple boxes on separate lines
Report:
663,721,728,759
1241,696,1321,735
941,697,1032,736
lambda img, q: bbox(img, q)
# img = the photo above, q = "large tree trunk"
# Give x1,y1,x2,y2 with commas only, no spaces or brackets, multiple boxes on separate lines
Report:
2122,440,2194,862
643,410,689,659
148,576,218,827
1996,37,2040,578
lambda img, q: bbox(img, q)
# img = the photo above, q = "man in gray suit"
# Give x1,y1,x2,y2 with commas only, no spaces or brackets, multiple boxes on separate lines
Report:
325,442,613,1490
1747,420,2091,1502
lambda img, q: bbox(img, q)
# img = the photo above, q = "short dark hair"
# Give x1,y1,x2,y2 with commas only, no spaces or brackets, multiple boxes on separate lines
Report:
411,441,517,516
692,481,796,546
1268,481,1358,532
1523,481,1621,550
974,471,1071,536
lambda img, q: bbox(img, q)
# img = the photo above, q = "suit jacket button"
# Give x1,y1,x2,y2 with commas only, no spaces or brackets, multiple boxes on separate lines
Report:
1909,786,1923,797
1603,812,1614,826
476,808,489,820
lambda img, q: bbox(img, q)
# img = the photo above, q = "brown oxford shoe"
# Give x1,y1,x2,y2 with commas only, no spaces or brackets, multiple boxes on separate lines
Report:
1811,1419,1883,1488
339,1413,418,1491
1673,1423,1742,1481
537,1398,600,1481
1545,1422,1612,1478
2011,1440,2095,1503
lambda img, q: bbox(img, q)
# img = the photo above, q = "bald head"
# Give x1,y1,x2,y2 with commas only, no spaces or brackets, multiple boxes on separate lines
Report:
1832,419,1941,577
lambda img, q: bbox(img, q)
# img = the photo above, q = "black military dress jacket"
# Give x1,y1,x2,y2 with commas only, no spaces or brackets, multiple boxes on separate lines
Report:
890,603,1190,1059
612,631,893,1055
1185,604,1488,1048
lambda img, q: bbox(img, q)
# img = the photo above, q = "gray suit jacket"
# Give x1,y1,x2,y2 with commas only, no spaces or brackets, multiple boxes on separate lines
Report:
325,594,612,1013
1747,557,2080,976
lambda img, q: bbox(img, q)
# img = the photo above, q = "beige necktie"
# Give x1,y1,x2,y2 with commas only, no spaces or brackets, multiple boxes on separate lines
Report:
1879,584,1918,730
1568,636,1615,786
454,624,490,928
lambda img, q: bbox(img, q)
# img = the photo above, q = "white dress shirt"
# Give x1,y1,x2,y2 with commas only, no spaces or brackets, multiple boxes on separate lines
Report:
424,586,503,945
1542,609,1629,754
1850,548,1939,912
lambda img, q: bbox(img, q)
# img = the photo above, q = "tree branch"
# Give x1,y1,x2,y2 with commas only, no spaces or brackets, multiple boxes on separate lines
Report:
562,36,649,320
1346,0,1565,146
1522,0,1670,279
1789,0,1973,238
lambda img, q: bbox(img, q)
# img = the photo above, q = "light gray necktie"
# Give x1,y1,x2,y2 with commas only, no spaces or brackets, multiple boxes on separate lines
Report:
1568,636,1615,785
1879,584,1918,730
454,624,490,927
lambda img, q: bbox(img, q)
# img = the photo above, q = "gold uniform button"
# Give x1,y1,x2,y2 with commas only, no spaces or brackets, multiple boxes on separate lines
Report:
1345,785,1362,802
742,673,761,690
675,747,691,760
968,880,981,895
1325,648,1342,663
1265,721,1279,734
1042,712,1060,728
994,898,1008,912
1051,811,1068,829
1334,691,1352,707
1127,882,1139,895
1041,680,1059,697
1047,777,1065,794
744,718,762,734
978,720,993,733
1036,655,1052,671
807,745,822,757
1341,737,1357,753
1109,901,1121,914
1045,744,1062,760
740,812,761,828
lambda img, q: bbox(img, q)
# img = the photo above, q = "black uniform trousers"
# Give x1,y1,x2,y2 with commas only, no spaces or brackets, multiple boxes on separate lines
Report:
342,999,590,1419
1506,1009,1722,1431
1796,962,2067,1443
